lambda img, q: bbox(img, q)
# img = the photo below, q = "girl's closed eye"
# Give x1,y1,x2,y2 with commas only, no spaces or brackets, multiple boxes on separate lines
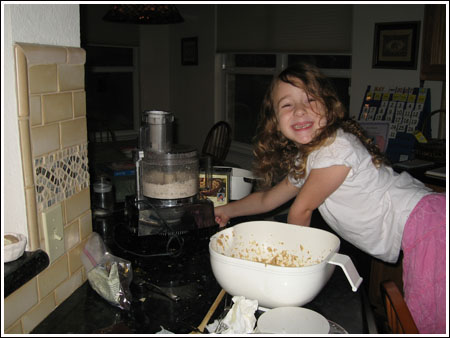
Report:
279,101,294,110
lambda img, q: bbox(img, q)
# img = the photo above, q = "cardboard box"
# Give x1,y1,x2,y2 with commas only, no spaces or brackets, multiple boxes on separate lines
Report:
199,168,231,207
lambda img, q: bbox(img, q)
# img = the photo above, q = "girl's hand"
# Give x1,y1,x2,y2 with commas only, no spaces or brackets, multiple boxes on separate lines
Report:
214,206,230,227
213,177,299,228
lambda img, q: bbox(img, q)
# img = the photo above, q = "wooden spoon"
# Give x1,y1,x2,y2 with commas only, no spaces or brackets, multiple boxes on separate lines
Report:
191,288,226,334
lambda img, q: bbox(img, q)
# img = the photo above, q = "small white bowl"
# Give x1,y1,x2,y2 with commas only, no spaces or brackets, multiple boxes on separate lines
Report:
4,233,27,263
257,307,330,334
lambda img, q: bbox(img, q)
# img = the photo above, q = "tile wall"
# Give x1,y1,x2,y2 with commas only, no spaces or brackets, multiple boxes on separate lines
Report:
4,43,92,334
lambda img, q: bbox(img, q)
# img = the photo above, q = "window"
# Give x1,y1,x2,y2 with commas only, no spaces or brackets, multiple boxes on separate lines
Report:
221,53,351,147
84,44,140,140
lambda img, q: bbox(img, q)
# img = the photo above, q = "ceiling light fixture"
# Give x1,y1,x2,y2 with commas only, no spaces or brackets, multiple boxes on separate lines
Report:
103,4,184,24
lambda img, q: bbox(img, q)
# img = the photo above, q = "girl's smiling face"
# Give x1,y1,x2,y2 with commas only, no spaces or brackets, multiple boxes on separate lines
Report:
273,79,327,145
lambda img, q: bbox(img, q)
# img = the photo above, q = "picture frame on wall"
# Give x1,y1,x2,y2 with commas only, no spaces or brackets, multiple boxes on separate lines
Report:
372,21,420,70
181,37,198,65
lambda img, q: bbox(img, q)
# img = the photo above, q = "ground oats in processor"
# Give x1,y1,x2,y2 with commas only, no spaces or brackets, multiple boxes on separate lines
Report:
143,174,198,199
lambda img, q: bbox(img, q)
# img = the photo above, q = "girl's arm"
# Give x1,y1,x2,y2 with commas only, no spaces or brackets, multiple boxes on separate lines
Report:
287,165,351,226
214,176,299,227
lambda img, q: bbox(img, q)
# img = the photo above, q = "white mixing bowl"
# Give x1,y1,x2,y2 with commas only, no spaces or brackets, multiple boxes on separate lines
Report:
209,221,363,308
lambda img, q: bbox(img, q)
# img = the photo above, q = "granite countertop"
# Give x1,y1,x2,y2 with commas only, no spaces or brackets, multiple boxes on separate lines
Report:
4,249,49,298
31,254,371,334
31,211,375,334
392,161,446,188
32,236,223,334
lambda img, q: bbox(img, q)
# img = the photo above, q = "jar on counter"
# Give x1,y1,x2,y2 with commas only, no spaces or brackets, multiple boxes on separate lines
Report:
93,214,115,246
93,176,115,213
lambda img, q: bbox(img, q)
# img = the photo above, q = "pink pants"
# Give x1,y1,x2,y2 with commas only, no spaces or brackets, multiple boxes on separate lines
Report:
402,193,446,334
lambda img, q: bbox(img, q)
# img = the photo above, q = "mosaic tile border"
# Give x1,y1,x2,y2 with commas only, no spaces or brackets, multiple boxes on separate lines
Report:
34,144,90,211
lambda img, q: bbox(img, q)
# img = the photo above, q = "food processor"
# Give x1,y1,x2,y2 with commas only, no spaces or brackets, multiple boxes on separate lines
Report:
117,110,216,259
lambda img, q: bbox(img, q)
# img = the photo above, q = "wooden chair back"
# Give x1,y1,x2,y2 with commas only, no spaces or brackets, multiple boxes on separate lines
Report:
381,280,419,334
201,121,232,165
88,117,117,143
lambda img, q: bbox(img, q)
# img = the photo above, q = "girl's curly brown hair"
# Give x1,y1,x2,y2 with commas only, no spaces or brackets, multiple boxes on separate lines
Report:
252,62,387,189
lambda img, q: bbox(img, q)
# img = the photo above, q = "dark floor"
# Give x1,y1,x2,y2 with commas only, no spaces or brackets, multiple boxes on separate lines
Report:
374,311,391,334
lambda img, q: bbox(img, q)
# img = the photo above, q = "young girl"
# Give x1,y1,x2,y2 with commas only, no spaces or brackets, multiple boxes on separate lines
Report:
214,63,446,334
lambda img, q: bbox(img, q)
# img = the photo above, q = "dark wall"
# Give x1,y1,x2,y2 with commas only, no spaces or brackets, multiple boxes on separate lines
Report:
80,4,140,46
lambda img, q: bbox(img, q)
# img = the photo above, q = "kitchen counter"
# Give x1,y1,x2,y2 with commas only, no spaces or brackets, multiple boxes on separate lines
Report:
4,249,49,298
31,249,223,334
32,262,371,334
31,226,223,333
392,160,446,191
32,213,376,334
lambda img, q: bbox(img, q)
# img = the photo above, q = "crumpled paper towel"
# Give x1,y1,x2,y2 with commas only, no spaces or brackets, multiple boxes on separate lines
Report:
206,296,258,334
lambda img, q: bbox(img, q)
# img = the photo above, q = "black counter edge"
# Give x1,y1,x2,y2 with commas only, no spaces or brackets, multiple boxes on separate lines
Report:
4,249,50,298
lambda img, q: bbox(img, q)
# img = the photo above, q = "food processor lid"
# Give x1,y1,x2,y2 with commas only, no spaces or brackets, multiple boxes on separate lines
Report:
142,110,174,124
145,144,198,160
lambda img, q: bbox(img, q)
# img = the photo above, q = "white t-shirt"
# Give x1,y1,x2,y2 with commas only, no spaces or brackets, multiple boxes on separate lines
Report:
289,129,431,263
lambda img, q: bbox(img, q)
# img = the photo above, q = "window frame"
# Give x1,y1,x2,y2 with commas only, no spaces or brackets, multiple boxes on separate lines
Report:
84,43,140,141
219,52,352,154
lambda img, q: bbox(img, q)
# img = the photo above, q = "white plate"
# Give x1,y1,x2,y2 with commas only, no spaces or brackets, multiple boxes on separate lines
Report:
328,320,348,334
256,307,330,334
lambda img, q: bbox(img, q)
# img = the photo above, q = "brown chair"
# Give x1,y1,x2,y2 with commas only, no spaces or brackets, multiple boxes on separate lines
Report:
201,121,232,165
380,280,419,334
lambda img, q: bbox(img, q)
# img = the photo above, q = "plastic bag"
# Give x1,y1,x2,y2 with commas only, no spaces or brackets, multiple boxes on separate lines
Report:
81,232,133,310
